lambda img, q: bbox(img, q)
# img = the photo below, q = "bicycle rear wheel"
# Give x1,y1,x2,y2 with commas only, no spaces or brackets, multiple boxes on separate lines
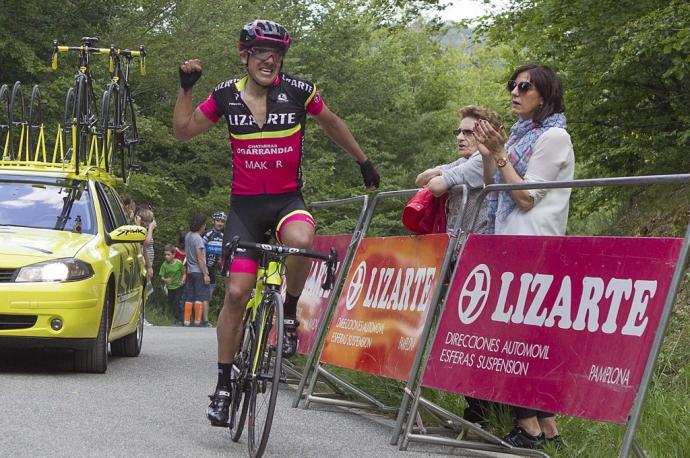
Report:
8,81,25,160
100,83,119,173
0,84,9,159
247,291,284,458
229,322,252,442
28,85,42,159
63,79,89,170
120,89,139,182
62,87,75,161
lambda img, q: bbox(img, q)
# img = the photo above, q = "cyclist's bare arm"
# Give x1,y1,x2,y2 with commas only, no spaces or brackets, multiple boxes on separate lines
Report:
173,59,215,140
312,103,368,163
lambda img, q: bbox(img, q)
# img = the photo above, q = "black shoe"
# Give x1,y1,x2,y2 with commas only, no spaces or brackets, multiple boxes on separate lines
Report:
207,389,231,426
503,427,545,449
282,318,299,359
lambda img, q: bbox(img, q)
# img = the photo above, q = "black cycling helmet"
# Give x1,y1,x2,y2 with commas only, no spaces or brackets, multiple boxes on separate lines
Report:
239,20,291,53
212,211,227,221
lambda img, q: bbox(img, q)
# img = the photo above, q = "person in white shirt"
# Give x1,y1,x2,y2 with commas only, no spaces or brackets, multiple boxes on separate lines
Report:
415,105,503,234
473,63,574,449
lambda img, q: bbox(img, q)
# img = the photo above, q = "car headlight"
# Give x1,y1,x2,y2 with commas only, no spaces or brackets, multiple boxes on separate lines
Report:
15,258,94,282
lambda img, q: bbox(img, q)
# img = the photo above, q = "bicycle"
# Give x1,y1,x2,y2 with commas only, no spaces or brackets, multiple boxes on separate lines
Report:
221,236,337,457
100,43,145,181
51,37,110,173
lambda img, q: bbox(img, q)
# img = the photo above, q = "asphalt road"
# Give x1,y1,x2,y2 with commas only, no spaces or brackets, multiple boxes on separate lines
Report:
0,326,470,458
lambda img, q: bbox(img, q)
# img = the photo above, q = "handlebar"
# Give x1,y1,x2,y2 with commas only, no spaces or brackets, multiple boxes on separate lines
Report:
221,236,338,290
52,40,146,75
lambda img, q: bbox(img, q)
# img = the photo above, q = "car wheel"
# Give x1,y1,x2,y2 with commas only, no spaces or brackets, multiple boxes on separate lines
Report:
74,285,111,373
111,294,144,357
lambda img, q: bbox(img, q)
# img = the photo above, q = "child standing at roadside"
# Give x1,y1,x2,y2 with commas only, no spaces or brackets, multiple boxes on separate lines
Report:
159,244,185,324
183,214,211,326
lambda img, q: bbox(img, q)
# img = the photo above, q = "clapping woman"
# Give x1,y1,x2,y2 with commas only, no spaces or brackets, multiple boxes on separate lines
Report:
474,63,575,449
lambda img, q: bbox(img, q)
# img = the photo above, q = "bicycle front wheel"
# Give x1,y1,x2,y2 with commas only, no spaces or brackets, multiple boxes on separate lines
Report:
247,291,283,458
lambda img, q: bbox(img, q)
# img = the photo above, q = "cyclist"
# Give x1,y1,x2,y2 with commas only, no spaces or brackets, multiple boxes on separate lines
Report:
201,211,227,327
173,19,380,427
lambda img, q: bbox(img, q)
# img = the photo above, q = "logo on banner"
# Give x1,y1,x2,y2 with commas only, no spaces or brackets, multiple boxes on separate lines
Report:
345,261,367,310
458,264,491,324
454,263,658,336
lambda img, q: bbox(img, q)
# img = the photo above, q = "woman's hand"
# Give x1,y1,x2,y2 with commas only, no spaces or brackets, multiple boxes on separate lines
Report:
474,119,506,159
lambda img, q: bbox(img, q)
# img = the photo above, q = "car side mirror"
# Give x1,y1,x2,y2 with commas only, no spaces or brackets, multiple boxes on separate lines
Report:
107,225,147,245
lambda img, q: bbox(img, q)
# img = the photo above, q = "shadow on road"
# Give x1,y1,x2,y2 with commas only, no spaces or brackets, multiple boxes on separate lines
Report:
0,347,76,373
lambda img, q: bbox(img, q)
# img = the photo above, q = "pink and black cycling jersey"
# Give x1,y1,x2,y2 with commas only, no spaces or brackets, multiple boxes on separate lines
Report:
198,73,324,195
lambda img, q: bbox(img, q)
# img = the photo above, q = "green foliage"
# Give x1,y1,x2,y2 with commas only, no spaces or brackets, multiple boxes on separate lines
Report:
481,0,690,180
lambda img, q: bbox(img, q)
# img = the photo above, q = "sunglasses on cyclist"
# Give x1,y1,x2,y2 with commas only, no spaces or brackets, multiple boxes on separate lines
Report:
246,47,284,62
453,128,475,137
507,80,534,93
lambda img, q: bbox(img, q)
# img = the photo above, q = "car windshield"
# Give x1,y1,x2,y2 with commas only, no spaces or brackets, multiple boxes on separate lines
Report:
0,176,96,234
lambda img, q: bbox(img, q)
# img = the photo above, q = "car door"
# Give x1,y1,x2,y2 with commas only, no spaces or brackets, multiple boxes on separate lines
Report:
95,182,142,328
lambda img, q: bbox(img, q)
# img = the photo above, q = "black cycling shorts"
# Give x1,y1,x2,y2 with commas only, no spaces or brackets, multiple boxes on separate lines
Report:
223,192,316,274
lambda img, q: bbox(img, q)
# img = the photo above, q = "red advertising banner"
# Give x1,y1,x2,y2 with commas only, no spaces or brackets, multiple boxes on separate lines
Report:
422,234,683,424
295,234,351,355
321,234,450,381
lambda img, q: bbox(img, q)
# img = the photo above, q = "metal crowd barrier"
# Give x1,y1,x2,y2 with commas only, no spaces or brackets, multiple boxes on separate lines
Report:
299,187,469,416
390,173,690,458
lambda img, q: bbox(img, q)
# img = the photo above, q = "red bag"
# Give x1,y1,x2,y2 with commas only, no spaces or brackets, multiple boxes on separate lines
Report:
402,187,448,234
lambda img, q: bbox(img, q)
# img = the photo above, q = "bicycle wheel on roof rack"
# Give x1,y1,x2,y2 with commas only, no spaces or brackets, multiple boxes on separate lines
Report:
100,83,120,174
120,88,139,182
63,87,76,163
64,78,90,173
0,84,9,159
8,81,25,160
28,85,43,160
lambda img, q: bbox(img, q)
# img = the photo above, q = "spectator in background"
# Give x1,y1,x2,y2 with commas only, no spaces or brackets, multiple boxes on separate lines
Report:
184,214,211,327
201,211,226,327
475,63,574,449
135,206,156,297
120,193,137,224
160,244,185,324
415,105,503,235
415,105,503,427
174,229,189,320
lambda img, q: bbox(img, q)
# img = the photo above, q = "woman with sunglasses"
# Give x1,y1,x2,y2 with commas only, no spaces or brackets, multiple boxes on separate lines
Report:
474,64,574,449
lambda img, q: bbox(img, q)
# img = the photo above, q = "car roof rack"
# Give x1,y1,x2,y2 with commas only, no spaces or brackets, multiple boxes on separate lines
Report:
0,81,125,185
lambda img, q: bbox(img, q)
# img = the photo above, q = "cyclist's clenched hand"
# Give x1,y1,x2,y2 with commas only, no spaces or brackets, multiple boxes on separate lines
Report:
179,59,203,91
358,159,380,190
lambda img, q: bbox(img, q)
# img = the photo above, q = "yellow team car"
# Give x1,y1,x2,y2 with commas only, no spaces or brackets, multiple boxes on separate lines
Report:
0,165,147,373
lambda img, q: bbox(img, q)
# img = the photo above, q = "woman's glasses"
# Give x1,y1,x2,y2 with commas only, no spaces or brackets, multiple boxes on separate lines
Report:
507,80,534,93
453,128,474,137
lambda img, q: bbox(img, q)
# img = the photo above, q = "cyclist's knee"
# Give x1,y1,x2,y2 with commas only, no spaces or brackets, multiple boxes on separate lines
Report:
280,226,314,249
223,282,251,309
